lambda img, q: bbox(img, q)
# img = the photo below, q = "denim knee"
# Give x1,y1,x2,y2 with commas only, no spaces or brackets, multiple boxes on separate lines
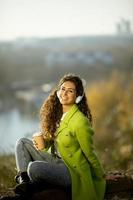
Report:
27,161,49,182
15,138,25,152
27,161,38,181
15,137,27,147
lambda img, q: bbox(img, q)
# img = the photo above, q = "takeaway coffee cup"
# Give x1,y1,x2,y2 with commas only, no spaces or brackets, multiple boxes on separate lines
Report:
33,132,45,150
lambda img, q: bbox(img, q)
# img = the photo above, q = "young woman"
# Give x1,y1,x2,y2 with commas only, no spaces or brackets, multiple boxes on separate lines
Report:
14,74,106,200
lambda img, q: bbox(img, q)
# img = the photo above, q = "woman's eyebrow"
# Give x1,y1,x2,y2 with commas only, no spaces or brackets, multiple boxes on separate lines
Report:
61,86,76,90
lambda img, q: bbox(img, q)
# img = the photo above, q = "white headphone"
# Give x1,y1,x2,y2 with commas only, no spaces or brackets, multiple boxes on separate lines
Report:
75,94,84,104
56,90,84,104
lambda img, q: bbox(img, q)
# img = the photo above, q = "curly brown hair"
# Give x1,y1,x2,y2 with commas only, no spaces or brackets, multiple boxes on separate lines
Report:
40,74,92,141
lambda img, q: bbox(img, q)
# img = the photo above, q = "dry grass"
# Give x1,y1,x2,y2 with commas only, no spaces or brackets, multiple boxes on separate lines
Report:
0,154,16,193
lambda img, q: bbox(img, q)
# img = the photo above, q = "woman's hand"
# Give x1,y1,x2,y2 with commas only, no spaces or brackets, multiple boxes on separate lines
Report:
105,174,123,181
32,138,39,150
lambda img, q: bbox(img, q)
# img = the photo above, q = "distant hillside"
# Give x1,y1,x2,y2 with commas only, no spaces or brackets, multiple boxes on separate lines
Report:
0,35,133,86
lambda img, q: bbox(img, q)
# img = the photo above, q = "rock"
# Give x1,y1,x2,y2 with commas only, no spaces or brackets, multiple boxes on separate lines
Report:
0,171,133,200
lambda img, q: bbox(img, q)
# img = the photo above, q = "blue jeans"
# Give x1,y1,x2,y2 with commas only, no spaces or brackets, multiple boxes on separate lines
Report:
15,138,71,187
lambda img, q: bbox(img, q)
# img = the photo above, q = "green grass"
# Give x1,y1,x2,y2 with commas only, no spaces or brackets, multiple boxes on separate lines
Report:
0,154,16,193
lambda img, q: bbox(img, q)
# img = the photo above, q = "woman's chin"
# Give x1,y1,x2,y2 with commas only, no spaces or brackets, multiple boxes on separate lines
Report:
60,99,68,104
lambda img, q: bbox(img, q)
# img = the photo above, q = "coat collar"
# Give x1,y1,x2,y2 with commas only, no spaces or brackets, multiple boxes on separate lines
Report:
56,104,78,135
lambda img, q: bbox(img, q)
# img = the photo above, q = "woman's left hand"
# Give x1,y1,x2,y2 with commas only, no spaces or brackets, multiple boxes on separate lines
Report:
105,174,123,181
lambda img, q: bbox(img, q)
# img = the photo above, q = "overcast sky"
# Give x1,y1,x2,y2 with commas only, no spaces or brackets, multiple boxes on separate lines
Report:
0,0,133,41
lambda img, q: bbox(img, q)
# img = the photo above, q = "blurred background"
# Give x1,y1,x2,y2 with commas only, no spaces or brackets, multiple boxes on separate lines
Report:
0,0,133,173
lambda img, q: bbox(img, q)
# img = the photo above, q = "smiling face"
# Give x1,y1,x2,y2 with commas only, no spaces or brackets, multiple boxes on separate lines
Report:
58,81,77,111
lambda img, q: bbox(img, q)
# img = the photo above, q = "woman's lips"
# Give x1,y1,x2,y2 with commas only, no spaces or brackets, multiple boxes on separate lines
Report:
60,96,67,101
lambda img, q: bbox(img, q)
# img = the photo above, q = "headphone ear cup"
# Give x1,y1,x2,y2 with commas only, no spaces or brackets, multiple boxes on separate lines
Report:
75,96,83,104
56,90,60,99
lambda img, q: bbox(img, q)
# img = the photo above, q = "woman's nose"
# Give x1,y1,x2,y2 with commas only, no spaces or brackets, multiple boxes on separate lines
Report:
62,90,67,95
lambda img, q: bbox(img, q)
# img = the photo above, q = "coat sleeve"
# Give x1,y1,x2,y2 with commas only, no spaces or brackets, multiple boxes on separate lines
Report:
75,118,105,178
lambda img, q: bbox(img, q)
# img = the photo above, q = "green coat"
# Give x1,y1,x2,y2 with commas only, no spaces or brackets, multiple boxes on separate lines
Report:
56,104,106,200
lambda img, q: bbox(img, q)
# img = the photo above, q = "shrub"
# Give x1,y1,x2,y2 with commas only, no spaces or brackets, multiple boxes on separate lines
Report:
87,72,133,171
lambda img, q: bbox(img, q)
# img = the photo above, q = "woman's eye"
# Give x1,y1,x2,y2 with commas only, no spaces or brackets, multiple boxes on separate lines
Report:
68,90,74,94
60,88,74,94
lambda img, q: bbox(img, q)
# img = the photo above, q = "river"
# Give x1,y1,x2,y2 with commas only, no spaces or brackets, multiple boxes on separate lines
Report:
0,107,39,154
